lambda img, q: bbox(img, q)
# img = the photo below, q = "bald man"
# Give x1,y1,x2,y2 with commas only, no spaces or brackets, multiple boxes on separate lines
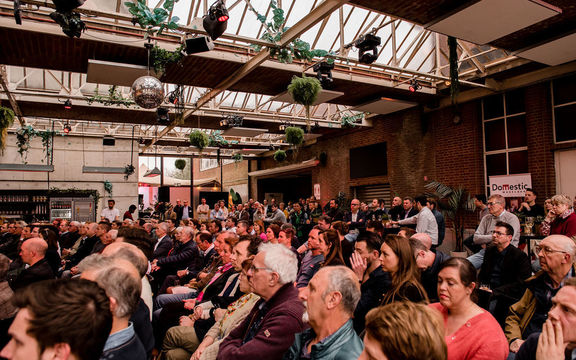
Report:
411,232,432,250
9,238,55,291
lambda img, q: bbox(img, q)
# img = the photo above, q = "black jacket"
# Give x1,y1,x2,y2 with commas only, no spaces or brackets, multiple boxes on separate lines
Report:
353,267,391,334
59,231,79,249
156,239,200,272
9,258,55,291
67,236,98,267
152,235,173,260
343,210,367,230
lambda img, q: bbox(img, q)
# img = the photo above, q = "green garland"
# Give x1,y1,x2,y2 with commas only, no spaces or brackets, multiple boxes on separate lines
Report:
86,86,135,108
249,0,335,64
125,0,180,37
341,113,365,128
151,44,185,75
16,125,36,163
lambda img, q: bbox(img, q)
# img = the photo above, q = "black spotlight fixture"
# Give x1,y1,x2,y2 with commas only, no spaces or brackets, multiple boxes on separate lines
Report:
184,36,214,54
63,122,72,134
409,79,422,92
157,107,171,125
64,99,72,110
14,0,22,25
50,0,86,38
354,33,381,64
203,0,228,41
220,115,243,127
313,61,334,89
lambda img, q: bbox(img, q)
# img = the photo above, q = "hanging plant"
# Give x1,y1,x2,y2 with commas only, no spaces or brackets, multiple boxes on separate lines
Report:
0,106,15,152
87,86,135,108
285,126,304,146
287,75,321,132
174,159,187,170
341,113,365,128
448,36,460,106
124,164,135,180
124,0,180,37
232,153,243,163
16,125,37,163
103,180,113,196
273,149,287,162
189,130,209,150
38,130,60,163
151,44,186,76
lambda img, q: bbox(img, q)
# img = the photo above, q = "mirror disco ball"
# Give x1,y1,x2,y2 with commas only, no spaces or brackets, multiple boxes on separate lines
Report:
131,76,164,109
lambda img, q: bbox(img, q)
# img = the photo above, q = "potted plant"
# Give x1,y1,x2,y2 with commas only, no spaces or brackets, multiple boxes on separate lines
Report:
273,150,287,162
174,159,187,171
425,181,475,257
287,75,321,132
189,130,209,151
0,106,15,152
285,126,304,147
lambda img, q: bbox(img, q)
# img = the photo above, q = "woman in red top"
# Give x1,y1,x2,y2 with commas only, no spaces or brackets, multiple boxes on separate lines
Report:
541,194,576,238
430,257,508,360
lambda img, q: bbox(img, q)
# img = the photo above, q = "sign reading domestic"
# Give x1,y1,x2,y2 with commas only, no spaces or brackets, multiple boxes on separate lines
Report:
489,174,532,197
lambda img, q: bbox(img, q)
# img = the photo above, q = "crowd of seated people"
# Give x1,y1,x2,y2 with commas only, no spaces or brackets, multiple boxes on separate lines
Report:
0,189,575,360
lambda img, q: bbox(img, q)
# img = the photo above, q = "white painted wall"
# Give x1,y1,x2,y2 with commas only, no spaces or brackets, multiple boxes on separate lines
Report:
0,133,139,217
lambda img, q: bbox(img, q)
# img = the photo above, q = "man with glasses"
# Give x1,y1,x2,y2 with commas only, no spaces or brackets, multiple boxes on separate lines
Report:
478,221,532,325
218,243,305,360
505,234,576,355
468,194,520,269
344,198,366,231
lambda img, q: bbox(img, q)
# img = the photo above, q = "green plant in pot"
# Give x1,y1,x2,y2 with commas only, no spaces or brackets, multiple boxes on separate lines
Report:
174,159,187,171
285,126,304,146
287,75,321,132
0,106,15,152
273,150,287,162
189,130,209,151
425,181,475,254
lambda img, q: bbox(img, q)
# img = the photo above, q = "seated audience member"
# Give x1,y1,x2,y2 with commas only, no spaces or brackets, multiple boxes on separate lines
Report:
515,278,576,360
116,227,155,260
365,220,384,239
295,228,324,291
519,189,545,218
387,196,403,222
360,302,447,360
9,238,54,291
430,258,509,360
393,195,439,246
317,215,331,232
236,221,249,237
343,198,366,230
162,260,260,360
0,254,17,347
468,194,520,269
0,278,112,360
350,231,390,334
224,217,237,233
217,244,305,360
541,194,576,238
265,224,280,243
478,221,531,324
318,229,345,267
398,226,416,239
264,204,287,225
506,235,576,355
153,223,173,260
331,221,354,267
64,222,99,272
380,235,428,305
409,235,450,302
79,255,146,360
91,222,112,254
284,266,363,360
38,227,61,275
277,228,297,255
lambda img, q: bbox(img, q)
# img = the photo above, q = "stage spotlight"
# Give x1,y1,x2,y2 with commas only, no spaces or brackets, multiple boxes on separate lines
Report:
313,61,334,89
355,34,381,64
49,0,86,38
63,122,72,134
409,79,422,92
184,36,214,54
220,115,243,127
157,107,171,125
64,99,72,110
203,0,228,41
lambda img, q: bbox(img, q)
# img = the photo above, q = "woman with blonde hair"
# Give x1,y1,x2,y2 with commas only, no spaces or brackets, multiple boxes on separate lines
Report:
540,194,576,238
359,301,447,360
380,234,428,305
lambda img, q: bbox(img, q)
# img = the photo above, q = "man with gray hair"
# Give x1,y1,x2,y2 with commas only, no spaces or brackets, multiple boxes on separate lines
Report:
79,254,146,360
217,243,306,360
284,266,363,360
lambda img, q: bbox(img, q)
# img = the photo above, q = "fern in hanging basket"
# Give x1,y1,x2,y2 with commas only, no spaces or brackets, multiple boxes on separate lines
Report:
287,75,321,132
274,150,287,162
174,159,187,170
285,127,304,147
189,130,209,150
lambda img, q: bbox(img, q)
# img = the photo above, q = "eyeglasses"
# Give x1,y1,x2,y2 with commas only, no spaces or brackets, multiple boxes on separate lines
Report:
491,231,509,236
486,202,501,207
249,265,271,273
351,203,360,206
534,245,567,256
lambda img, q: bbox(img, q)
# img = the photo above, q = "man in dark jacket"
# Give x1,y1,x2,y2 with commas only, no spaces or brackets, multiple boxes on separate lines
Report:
343,199,366,230
152,223,173,260
9,238,54,291
479,221,532,325
284,266,363,360
218,244,305,360
409,234,451,302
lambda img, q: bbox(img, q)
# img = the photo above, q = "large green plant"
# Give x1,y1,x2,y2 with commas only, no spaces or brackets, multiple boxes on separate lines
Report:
125,0,180,37
287,75,321,131
248,0,334,64
273,149,286,162
189,130,209,150
425,181,475,252
0,106,15,152
151,44,185,75
285,126,304,146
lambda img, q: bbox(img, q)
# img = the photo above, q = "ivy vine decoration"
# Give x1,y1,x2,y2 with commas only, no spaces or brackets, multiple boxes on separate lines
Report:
16,125,36,163
232,153,243,163
248,0,335,64
124,164,135,180
0,106,15,152
273,149,286,162
341,113,365,128
287,75,322,132
87,86,135,108
151,44,186,76
189,130,210,151
103,180,113,196
209,131,239,147
125,0,180,37
38,130,60,163
174,159,187,171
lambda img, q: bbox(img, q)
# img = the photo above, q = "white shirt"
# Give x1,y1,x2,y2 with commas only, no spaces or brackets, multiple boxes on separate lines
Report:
197,204,209,221
101,207,120,222
182,206,190,219
398,206,439,245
